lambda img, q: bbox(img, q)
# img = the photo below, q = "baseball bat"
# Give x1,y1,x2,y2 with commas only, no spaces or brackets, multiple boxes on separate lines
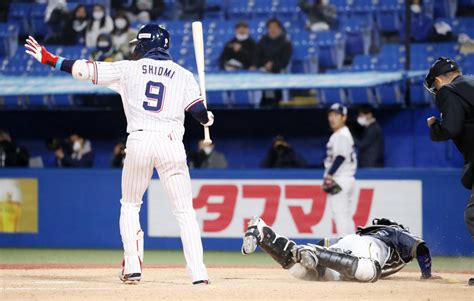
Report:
192,21,212,145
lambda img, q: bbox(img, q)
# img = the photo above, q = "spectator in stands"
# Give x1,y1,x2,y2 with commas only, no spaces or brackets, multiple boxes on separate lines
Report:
111,140,126,168
402,0,434,42
252,18,293,106
44,0,69,44
86,4,114,48
261,135,307,168
128,0,165,23
299,0,337,32
355,105,384,168
91,33,124,62
189,140,227,169
63,5,89,45
0,130,29,168
178,0,205,20
219,21,256,71
427,20,458,42
112,12,137,60
55,133,94,168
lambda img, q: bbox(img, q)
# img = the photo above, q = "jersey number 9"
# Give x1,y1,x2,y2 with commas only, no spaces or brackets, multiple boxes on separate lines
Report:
143,81,165,112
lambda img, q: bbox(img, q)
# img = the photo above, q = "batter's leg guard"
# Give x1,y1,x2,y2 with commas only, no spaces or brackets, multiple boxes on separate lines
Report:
241,216,296,269
304,245,382,283
120,202,144,276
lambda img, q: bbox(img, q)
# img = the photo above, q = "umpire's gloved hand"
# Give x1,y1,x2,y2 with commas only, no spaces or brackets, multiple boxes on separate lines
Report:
24,36,59,67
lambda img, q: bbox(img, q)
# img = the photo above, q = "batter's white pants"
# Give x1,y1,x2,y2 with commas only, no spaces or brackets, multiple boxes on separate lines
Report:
327,176,356,237
120,130,208,282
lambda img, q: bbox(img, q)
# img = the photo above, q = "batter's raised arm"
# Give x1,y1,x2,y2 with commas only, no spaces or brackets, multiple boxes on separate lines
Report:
25,36,96,82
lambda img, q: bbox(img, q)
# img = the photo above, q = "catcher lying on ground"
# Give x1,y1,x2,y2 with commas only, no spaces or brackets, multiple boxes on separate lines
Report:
242,217,441,282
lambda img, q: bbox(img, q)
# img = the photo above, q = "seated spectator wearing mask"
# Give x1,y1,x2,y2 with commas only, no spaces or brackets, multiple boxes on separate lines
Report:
261,135,307,168
91,33,124,62
63,5,88,45
0,130,29,167
55,134,94,168
112,12,137,60
401,0,434,42
189,140,227,169
86,4,114,48
299,0,337,32
178,0,205,20
130,0,165,23
219,21,256,71
252,18,293,106
355,105,384,168
44,0,69,44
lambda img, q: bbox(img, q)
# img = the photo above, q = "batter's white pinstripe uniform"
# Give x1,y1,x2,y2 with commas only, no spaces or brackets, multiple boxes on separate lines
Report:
93,59,208,282
324,126,357,237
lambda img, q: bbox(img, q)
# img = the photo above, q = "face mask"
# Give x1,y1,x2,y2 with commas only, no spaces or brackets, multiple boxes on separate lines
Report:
203,146,213,155
236,33,249,41
97,40,111,51
137,11,150,23
115,18,127,30
321,0,330,5
73,141,82,152
93,11,104,20
410,4,421,14
357,116,369,127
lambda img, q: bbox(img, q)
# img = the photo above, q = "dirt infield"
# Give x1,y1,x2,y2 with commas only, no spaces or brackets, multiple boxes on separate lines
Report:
1,266,473,301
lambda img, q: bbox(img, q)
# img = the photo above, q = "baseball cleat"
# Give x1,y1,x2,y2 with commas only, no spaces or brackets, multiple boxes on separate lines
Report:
241,216,266,255
193,280,210,285
119,273,141,284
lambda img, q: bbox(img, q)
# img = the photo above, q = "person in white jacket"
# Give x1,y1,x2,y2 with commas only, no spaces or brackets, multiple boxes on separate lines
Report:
85,4,113,48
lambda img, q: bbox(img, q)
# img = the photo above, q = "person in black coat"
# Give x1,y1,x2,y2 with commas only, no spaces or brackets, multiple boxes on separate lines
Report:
252,18,293,107
219,21,256,71
261,135,307,168
356,105,384,168
425,57,474,286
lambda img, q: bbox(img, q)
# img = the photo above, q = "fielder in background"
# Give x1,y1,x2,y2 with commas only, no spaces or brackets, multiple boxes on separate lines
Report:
425,57,474,286
322,103,357,236
25,24,213,285
242,216,440,282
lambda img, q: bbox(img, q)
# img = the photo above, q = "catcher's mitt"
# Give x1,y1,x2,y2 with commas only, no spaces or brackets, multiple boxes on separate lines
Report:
322,177,342,195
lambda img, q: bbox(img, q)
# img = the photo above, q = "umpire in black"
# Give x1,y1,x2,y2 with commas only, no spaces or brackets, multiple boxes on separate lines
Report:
425,57,474,286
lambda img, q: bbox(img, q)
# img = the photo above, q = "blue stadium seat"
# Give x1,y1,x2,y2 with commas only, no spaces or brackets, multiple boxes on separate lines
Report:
0,23,19,58
318,87,348,105
342,17,372,57
311,31,346,69
30,3,48,36
347,86,377,105
462,54,474,75
434,0,458,18
8,3,31,36
377,0,403,32
459,0,474,7
375,82,404,105
352,54,378,71
409,76,431,105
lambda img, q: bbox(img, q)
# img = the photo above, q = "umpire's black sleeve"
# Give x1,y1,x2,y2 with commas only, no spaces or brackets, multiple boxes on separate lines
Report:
430,87,465,141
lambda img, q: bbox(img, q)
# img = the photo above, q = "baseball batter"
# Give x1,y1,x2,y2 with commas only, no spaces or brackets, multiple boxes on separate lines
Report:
323,103,357,236
25,24,212,284
242,216,440,282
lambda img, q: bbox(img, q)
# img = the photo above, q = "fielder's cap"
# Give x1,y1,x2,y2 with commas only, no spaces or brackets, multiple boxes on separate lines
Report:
424,57,459,92
328,103,348,116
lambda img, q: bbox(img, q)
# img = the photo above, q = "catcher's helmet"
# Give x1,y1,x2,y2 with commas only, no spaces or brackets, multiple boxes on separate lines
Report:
424,57,459,95
130,23,170,60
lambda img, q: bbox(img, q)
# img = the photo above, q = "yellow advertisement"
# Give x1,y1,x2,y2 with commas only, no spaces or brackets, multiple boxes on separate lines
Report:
0,179,38,233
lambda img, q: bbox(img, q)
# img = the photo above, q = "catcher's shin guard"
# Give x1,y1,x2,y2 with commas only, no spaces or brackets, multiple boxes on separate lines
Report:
313,246,382,282
242,217,296,269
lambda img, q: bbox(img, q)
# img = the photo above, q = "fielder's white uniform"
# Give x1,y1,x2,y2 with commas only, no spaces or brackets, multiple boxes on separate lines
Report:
324,126,357,236
92,59,208,282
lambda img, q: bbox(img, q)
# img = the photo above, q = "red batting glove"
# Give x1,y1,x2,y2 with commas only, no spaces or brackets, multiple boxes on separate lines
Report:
24,36,59,67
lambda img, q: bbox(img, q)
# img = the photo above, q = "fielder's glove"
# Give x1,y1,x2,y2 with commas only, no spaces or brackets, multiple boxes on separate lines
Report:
24,36,59,67
322,176,342,195
201,111,214,127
